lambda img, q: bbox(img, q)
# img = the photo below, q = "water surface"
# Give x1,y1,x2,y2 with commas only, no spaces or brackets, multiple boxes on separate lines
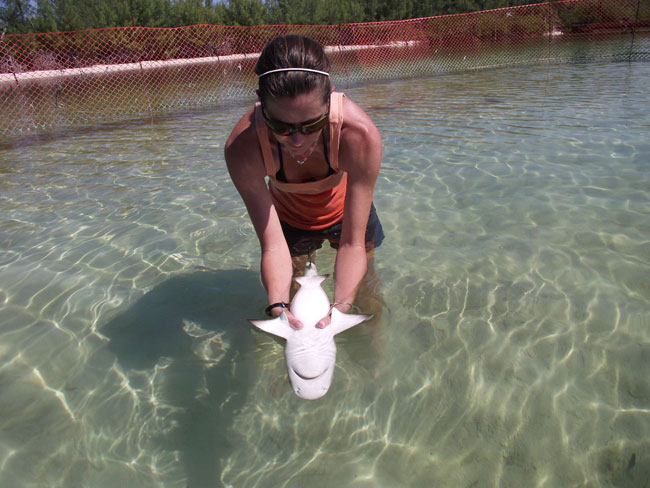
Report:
1,60,649,487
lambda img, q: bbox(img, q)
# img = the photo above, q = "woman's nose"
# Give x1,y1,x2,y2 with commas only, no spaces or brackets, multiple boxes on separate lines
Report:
288,132,307,147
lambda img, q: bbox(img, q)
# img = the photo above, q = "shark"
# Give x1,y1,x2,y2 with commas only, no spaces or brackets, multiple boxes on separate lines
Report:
250,262,371,400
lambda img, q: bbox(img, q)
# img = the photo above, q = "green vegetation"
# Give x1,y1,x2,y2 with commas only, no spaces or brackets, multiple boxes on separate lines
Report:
2,0,548,34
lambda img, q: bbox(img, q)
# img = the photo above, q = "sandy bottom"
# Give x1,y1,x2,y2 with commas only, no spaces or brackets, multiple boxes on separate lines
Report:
1,59,649,487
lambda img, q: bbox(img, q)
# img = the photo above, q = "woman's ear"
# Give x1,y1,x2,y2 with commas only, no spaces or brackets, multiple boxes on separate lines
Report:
330,84,335,93
256,89,261,100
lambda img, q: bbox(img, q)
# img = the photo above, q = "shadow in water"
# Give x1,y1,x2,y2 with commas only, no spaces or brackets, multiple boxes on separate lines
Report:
101,267,262,488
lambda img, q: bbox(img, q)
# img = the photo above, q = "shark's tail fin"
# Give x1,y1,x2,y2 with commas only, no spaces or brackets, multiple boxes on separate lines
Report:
295,262,329,286
294,273,327,288
304,261,318,277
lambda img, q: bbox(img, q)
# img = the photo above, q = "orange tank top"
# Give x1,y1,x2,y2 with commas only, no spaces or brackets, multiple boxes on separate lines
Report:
255,92,347,230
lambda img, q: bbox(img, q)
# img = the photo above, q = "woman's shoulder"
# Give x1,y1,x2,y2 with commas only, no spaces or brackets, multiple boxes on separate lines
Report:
226,106,256,144
225,106,259,159
224,106,267,182
339,95,381,148
336,95,382,175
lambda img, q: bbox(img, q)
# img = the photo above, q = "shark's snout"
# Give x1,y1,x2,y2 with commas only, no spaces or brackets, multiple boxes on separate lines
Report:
294,387,328,400
289,363,333,400
292,374,330,400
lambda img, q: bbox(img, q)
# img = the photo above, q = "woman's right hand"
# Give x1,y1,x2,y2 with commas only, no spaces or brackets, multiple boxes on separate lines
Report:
272,307,303,329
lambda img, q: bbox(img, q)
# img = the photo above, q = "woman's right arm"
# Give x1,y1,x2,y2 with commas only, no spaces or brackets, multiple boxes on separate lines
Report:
224,112,303,328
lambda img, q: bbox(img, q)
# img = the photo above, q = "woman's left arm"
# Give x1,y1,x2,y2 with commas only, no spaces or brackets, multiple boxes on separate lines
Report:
317,98,382,327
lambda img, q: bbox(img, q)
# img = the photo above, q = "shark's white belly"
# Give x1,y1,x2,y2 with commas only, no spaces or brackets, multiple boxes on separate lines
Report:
249,263,371,400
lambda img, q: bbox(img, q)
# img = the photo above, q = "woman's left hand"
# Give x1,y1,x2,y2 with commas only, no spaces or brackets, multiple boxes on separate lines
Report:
316,302,352,328
316,315,331,329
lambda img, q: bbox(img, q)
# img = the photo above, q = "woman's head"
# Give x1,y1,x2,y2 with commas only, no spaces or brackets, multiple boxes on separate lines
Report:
255,35,331,104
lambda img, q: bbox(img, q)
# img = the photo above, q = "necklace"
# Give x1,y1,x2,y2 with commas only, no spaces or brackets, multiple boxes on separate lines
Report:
291,135,320,166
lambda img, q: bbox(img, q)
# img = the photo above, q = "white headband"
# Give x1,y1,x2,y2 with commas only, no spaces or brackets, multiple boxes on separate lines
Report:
258,67,330,78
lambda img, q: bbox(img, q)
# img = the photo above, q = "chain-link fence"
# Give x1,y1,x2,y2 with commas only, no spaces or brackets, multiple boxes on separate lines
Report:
1,0,648,136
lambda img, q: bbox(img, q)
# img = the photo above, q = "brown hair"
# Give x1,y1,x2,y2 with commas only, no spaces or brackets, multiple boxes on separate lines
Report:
255,35,331,104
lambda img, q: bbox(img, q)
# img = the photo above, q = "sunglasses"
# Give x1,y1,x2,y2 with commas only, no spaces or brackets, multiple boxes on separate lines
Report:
261,103,329,136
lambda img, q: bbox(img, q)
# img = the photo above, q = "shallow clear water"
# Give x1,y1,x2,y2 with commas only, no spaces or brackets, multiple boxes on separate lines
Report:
1,60,649,487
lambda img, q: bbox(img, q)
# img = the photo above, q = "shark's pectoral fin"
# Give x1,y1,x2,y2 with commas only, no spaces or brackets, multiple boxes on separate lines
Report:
329,308,372,335
249,312,293,340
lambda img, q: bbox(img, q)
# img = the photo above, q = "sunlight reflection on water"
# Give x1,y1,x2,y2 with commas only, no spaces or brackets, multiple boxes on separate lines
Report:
1,59,649,487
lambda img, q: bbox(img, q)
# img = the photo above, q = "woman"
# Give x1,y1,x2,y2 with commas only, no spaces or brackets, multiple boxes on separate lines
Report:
225,34,384,329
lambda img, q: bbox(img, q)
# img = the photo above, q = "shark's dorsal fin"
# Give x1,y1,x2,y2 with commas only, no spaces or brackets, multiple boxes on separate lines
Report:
249,312,293,340
329,308,371,336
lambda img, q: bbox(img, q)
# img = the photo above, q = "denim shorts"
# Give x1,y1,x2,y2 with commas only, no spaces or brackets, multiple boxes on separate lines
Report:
280,203,385,257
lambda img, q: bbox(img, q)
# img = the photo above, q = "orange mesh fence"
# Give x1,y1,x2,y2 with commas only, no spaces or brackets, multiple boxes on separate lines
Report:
1,0,648,136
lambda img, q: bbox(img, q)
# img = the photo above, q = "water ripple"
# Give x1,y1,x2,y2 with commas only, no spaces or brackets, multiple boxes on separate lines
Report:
1,59,649,487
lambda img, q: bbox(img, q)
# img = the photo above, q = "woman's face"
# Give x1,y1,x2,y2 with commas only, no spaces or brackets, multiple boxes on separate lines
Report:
262,90,329,163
